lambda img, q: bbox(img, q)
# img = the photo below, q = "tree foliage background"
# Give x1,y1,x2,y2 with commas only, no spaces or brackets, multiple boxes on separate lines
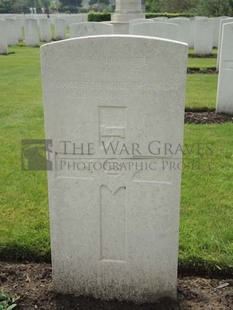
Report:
0,0,233,15
145,0,233,16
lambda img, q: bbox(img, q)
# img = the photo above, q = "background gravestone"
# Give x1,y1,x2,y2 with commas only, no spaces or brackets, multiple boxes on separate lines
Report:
70,22,113,38
39,18,51,42
0,19,8,54
169,18,193,47
41,35,187,303
129,19,152,25
194,18,214,55
54,18,66,40
129,21,179,41
216,22,233,114
25,19,39,47
216,18,233,70
5,18,18,46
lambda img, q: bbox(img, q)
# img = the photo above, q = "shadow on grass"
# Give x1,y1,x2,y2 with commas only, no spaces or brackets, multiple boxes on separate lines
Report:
0,244,51,263
0,52,15,56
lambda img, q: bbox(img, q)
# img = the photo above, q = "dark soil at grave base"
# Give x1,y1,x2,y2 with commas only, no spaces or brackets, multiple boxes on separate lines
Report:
187,68,217,74
185,109,233,124
0,263,232,310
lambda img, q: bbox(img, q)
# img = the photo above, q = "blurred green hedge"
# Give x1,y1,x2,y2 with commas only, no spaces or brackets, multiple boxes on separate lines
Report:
88,12,195,22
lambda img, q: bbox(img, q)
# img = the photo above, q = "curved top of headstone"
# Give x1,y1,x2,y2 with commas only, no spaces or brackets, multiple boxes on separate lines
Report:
41,34,187,51
41,35,187,144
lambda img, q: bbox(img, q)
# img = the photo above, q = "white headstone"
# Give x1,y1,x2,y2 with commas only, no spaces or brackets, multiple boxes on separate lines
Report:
217,17,233,70
111,22,130,34
54,18,66,40
0,19,8,54
129,22,179,41
70,22,113,38
17,18,24,42
188,18,195,49
194,18,214,55
128,19,154,35
112,0,144,22
5,18,18,46
169,18,193,47
129,18,152,25
68,14,88,26
41,35,187,303
39,18,51,42
25,18,39,46
210,16,226,48
216,22,233,114
195,16,208,20
153,17,168,21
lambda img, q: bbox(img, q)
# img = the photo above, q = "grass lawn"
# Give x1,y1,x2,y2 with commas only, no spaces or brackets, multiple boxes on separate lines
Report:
189,48,218,55
180,124,233,274
186,74,218,109
188,57,217,68
0,45,232,275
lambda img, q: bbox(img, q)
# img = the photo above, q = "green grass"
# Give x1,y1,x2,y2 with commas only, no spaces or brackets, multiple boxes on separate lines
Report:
0,290,19,309
189,48,218,55
180,124,233,275
0,45,49,261
0,45,232,276
188,57,217,68
186,74,218,109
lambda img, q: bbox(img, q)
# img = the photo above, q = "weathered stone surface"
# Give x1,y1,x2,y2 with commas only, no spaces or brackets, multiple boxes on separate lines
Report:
54,18,66,40
66,14,88,26
129,21,179,41
17,18,24,42
0,19,8,54
194,18,214,54
211,16,226,48
153,17,168,21
169,18,193,47
70,22,113,38
25,18,39,46
216,22,233,114
129,18,151,25
39,18,51,42
217,17,233,70
5,18,18,46
112,0,144,22
41,35,187,303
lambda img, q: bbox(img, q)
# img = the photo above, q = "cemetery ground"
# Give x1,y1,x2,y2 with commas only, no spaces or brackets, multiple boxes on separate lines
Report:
0,44,232,309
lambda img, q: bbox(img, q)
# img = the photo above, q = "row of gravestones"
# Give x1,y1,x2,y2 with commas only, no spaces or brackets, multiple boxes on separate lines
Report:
0,15,231,53
0,14,87,52
70,17,221,54
0,15,232,115
129,17,218,54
